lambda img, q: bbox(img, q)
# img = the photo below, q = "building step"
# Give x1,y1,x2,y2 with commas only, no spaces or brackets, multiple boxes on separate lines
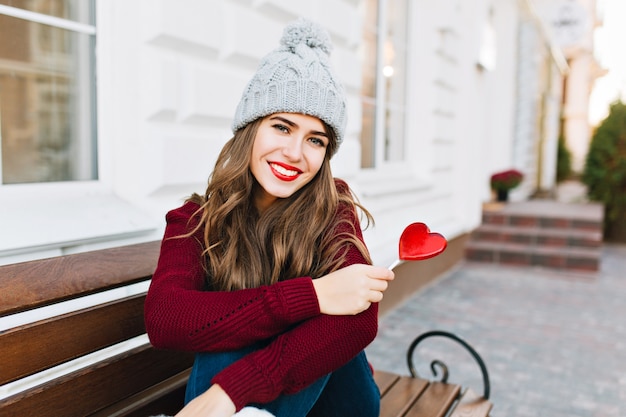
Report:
481,200,604,233
466,200,604,273
465,241,601,272
482,212,603,232
470,224,602,249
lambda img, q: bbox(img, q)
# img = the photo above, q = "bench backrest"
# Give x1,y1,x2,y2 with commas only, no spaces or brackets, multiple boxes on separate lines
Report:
0,241,194,417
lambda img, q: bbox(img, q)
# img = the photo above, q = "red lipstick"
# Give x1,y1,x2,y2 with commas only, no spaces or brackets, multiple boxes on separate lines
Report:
269,161,302,182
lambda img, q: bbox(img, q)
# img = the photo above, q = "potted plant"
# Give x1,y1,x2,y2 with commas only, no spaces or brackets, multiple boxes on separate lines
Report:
490,169,523,202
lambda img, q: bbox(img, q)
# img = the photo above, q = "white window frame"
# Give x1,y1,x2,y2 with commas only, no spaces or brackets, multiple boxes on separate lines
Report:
0,4,95,34
356,0,429,198
371,0,406,169
0,2,156,264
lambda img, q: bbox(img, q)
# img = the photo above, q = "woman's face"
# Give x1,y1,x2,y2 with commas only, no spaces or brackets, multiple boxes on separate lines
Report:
250,113,329,212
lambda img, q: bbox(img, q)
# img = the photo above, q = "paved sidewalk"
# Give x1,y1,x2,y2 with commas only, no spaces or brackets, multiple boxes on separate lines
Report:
366,244,626,417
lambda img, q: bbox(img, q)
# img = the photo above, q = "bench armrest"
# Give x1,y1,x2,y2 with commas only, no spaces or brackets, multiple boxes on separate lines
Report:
406,330,491,399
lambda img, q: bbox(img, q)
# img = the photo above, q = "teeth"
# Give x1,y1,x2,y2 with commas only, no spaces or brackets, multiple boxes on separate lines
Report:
271,163,298,177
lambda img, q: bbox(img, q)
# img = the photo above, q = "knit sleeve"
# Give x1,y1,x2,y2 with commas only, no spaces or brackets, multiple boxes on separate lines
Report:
211,200,378,410
144,201,321,352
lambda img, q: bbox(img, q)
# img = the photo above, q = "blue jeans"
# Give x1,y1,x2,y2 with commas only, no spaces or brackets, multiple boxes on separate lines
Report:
185,347,380,417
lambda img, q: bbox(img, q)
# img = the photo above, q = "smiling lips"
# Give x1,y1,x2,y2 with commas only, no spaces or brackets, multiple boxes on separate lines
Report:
269,161,302,182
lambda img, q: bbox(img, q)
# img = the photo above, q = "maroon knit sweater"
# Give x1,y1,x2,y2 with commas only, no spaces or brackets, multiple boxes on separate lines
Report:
144,196,378,410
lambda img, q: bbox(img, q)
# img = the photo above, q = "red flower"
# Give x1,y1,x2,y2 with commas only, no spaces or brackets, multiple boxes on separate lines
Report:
490,169,523,191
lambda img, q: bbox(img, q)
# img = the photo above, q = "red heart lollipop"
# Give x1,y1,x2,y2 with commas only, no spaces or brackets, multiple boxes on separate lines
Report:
389,223,447,269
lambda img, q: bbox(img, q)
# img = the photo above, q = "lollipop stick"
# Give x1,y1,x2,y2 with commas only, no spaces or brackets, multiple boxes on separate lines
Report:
388,259,402,270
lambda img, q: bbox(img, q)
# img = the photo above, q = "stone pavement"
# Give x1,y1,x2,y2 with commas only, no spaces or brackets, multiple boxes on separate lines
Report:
366,244,626,417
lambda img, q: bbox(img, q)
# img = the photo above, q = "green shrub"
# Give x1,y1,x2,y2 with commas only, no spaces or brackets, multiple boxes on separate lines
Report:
582,100,626,241
556,134,572,182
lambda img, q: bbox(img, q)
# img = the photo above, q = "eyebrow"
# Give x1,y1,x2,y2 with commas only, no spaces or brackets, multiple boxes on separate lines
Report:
269,115,328,137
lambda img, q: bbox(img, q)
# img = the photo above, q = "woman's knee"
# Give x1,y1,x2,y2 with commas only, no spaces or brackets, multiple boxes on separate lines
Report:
306,352,380,417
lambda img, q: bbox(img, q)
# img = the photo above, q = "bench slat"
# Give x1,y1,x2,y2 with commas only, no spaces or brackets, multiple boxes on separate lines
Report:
0,241,160,316
0,294,146,385
374,370,401,395
92,369,191,417
449,388,493,417
404,381,461,417
379,374,429,417
0,344,194,417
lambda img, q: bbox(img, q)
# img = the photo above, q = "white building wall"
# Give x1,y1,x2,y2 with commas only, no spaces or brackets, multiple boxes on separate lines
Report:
534,0,602,174
0,0,538,267
505,0,567,200
515,14,548,197
475,0,521,202
98,0,501,268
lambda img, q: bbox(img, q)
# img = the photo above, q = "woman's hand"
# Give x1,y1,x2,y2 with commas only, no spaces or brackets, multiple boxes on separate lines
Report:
313,264,394,315
175,384,236,417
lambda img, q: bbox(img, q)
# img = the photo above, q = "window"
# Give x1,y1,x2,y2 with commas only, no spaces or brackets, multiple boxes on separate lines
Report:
360,0,409,168
0,0,96,185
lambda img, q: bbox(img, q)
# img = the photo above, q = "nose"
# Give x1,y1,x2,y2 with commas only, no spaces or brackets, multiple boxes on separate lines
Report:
282,137,303,161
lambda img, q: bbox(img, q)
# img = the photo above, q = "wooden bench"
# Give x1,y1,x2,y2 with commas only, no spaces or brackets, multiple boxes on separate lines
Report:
0,242,493,416
0,241,194,417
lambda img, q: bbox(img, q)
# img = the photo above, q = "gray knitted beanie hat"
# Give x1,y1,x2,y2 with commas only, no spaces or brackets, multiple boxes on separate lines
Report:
232,18,347,148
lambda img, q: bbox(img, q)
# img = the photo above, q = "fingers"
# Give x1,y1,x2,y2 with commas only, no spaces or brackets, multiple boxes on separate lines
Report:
351,264,393,296
368,276,389,292
314,264,395,316
369,289,383,303
366,265,395,281
364,265,393,305
363,265,393,295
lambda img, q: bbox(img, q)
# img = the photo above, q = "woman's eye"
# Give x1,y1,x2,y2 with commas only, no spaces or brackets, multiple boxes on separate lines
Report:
309,137,327,147
273,124,289,133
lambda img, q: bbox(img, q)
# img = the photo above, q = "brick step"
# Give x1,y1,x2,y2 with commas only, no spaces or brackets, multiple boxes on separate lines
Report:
482,211,603,232
470,224,602,249
481,201,604,233
465,241,601,272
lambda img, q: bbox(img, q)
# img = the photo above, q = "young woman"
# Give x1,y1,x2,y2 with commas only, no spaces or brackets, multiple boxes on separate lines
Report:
144,19,394,417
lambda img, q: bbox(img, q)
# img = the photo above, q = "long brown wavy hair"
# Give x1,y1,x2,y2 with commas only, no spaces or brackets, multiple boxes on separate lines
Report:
186,116,373,291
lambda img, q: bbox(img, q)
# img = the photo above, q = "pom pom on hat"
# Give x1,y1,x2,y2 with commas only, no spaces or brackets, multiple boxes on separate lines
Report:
231,18,347,151
280,18,332,55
